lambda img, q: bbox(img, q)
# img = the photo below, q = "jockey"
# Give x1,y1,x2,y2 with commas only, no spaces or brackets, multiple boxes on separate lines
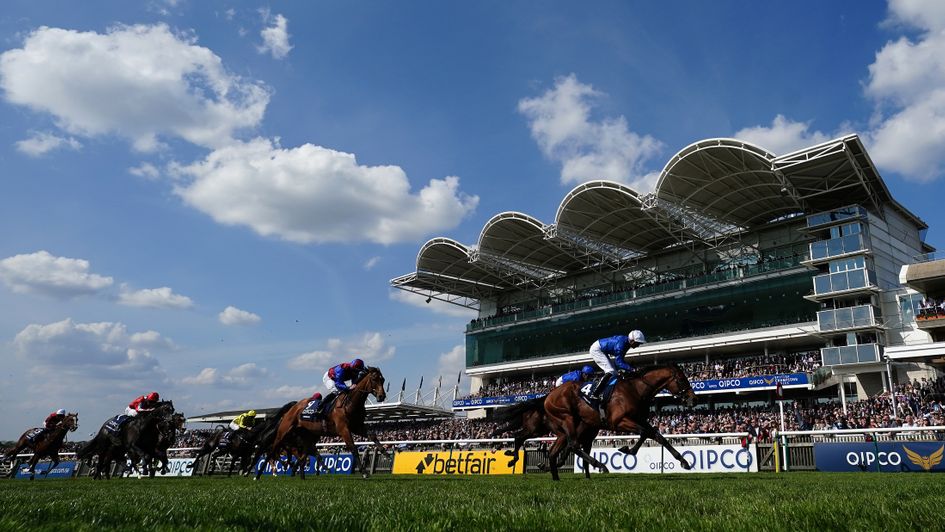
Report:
317,359,364,415
33,408,66,440
588,330,646,400
555,366,595,387
126,392,160,417
45,409,66,429
229,410,257,432
323,358,365,395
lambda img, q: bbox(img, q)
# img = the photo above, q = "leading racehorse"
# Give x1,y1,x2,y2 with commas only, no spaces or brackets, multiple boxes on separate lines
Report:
2,413,78,480
263,366,387,479
78,401,175,479
542,365,697,480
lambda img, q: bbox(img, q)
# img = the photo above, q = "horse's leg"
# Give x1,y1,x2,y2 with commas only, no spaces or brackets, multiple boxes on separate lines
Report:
338,427,367,479
636,422,691,470
507,434,524,468
619,433,647,456
545,434,568,481
43,454,60,477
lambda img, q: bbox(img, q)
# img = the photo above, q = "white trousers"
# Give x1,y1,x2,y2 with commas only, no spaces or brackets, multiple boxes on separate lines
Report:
124,407,138,417
229,421,239,431
323,371,340,393
554,376,565,387
590,341,615,373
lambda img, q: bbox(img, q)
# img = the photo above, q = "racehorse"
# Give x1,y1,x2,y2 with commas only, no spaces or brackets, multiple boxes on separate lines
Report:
2,413,78,480
490,395,600,478
147,412,185,476
542,365,697,481
263,366,388,479
78,401,175,479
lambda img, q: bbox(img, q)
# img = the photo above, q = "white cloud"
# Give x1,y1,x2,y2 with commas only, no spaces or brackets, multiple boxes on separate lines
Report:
287,332,395,370
518,74,663,190
0,250,113,298
437,344,468,387
864,1,945,182
171,137,478,244
218,305,261,326
259,12,292,60
12,318,171,379
0,24,269,151
733,115,832,155
182,367,218,385
363,256,381,270
129,162,161,179
287,349,334,370
15,131,81,157
182,362,268,387
265,384,316,400
389,289,478,318
119,285,194,309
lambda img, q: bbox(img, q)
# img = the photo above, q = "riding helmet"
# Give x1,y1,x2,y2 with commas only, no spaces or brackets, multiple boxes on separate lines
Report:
147,391,160,401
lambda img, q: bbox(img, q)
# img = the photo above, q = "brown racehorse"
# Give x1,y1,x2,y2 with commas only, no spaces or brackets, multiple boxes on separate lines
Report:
264,366,387,479
543,365,697,481
2,413,78,480
490,396,600,478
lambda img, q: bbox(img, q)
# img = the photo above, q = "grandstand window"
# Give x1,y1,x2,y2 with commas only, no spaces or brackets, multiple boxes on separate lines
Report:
899,293,923,324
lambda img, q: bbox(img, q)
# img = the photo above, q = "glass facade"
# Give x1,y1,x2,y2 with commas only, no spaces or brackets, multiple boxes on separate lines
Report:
813,268,875,295
809,232,866,261
899,293,924,324
806,205,867,229
466,273,817,367
817,305,876,332
821,343,881,365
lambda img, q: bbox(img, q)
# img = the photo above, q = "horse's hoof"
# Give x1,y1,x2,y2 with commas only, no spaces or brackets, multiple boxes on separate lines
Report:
617,446,631,455
504,450,514,457
362,473,370,479
599,465,610,474
680,460,692,470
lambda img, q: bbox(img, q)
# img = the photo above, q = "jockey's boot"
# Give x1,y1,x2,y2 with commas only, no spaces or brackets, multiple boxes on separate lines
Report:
315,392,335,417
589,373,612,402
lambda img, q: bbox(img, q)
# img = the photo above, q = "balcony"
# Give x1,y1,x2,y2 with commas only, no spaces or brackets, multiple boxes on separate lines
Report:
899,254,945,294
806,205,867,231
821,343,881,366
817,305,879,332
809,268,878,300
806,233,867,264
917,309,945,330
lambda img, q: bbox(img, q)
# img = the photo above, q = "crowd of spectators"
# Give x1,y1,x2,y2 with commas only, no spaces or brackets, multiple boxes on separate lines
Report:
459,352,822,402
918,296,945,320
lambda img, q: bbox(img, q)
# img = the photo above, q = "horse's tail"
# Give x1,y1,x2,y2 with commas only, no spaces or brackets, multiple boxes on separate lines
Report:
76,434,101,461
491,396,546,434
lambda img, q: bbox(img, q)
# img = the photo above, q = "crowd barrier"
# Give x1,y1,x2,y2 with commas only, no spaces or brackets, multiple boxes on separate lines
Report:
4,427,943,478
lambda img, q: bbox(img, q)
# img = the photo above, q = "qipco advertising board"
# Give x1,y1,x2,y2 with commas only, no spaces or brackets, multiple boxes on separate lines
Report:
814,442,945,472
253,453,355,476
573,444,757,474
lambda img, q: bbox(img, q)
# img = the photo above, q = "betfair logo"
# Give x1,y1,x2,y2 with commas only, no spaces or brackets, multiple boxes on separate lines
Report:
414,452,497,475
904,445,944,471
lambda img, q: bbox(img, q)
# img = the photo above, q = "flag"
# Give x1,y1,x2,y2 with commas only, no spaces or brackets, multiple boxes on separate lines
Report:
386,381,390,393
438,375,442,388
456,371,461,384
419,376,424,389
401,378,406,392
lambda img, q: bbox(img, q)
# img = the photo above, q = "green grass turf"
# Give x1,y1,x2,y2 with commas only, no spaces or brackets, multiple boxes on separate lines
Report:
1,473,944,531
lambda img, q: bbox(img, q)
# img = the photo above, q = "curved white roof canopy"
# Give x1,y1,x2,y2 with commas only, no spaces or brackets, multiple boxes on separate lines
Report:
477,212,586,275
656,139,803,228
555,180,685,253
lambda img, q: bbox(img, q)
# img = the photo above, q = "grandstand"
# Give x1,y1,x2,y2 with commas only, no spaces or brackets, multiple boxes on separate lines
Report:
392,134,945,420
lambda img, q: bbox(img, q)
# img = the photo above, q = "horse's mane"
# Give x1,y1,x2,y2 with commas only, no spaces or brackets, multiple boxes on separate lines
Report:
628,364,683,378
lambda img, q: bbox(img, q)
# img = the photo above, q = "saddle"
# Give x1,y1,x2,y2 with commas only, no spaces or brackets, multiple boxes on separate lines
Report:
217,429,234,449
104,415,132,435
299,398,319,422
25,427,44,443
579,375,619,414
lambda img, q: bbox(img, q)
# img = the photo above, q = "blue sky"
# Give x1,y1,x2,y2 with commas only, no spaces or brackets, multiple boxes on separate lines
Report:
2,0,944,438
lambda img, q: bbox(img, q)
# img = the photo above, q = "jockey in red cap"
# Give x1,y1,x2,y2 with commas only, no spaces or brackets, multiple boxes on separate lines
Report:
125,392,160,417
